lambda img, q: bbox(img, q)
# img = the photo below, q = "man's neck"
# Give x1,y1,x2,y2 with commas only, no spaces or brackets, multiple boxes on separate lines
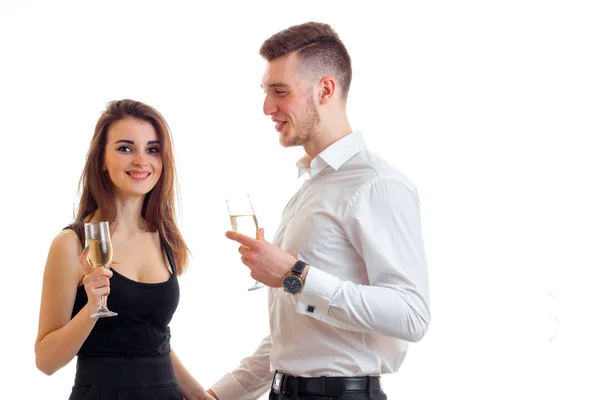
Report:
303,116,352,159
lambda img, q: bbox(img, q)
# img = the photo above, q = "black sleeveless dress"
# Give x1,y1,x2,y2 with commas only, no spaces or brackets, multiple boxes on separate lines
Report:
67,226,183,400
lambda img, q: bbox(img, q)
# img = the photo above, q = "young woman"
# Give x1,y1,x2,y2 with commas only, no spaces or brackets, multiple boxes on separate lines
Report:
35,99,213,399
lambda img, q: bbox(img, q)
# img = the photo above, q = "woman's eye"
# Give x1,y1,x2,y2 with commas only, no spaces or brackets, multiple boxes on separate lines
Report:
147,147,160,154
117,146,132,152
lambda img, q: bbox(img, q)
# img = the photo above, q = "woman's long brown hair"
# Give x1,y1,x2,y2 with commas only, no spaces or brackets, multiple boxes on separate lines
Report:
73,99,189,274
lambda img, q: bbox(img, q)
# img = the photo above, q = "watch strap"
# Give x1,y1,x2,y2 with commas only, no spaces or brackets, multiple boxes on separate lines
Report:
291,260,308,276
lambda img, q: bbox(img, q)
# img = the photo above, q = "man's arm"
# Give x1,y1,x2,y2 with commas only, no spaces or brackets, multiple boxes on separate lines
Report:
295,178,430,341
209,335,273,400
225,177,430,341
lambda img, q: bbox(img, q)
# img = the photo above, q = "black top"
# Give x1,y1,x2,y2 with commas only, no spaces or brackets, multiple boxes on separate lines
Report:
67,225,180,358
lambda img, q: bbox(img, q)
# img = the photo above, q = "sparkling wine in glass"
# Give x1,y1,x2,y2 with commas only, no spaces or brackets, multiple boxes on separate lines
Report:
226,195,264,291
84,221,118,318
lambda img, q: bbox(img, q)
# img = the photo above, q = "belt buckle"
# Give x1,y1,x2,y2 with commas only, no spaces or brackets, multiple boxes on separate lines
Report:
272,372,284,394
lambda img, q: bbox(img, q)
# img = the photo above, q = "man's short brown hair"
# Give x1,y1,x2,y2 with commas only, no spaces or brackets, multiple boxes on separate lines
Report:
260,22,352,100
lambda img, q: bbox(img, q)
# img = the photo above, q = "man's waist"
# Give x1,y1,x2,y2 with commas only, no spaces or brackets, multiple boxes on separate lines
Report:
271,346,406,376
272,371,381,396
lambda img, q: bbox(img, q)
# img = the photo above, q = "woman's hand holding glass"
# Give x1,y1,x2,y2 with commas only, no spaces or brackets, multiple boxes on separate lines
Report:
81,221,118,318
79,245,114,317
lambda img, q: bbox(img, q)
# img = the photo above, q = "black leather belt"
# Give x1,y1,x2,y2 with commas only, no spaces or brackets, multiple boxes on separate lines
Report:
272,371,381,396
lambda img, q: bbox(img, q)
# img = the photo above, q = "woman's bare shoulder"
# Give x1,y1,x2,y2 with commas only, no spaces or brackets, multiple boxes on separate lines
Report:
45,228,84,282
51,228,83,253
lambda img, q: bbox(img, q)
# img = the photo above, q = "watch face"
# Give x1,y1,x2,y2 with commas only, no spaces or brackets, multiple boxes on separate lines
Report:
283,275,302,294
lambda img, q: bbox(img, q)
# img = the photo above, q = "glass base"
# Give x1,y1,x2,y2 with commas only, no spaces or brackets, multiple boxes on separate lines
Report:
248,281,265,291
91,308,118,318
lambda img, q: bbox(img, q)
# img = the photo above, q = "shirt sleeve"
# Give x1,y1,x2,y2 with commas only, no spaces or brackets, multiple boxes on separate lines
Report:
295,178,430,341
210,335,273,400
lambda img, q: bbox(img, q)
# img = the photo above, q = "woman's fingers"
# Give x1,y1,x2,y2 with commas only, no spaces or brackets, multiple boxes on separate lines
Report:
79,245,94,275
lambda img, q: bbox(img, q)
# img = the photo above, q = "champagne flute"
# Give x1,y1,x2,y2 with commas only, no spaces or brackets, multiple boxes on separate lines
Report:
84,221,118,318
226,195,264,291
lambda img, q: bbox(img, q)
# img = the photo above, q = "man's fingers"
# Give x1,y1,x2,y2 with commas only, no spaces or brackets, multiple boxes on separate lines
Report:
238,245,253,258
240,256,253,269
258,228,265,241
239,246,261,266
226,231,258,248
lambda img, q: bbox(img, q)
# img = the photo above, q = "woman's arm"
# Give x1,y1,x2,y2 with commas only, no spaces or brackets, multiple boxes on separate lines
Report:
171,348,213,399
34,230,112,375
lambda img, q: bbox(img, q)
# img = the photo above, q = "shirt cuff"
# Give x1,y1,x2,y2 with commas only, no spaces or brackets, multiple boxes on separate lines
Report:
210,372,253,400
295,266,342,319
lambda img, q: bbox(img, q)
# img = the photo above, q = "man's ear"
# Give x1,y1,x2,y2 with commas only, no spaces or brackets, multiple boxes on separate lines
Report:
318,76,336,104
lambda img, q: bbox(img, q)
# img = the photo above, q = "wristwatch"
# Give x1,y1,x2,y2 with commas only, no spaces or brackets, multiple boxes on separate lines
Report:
282,260,308,295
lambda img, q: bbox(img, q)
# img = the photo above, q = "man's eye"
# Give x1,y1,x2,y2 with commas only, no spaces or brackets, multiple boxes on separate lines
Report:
275,90,288,95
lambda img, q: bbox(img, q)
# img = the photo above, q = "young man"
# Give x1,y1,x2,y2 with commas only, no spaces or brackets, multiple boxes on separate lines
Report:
209,22,430,400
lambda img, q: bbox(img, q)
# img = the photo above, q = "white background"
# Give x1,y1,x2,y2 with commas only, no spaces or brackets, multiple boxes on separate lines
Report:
1,1,598,398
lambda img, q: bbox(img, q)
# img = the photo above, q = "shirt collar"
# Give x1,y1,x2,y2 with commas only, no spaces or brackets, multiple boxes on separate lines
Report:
296,131,366,179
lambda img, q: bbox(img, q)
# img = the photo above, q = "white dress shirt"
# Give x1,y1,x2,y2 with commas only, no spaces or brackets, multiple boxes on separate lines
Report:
212,132,430,400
